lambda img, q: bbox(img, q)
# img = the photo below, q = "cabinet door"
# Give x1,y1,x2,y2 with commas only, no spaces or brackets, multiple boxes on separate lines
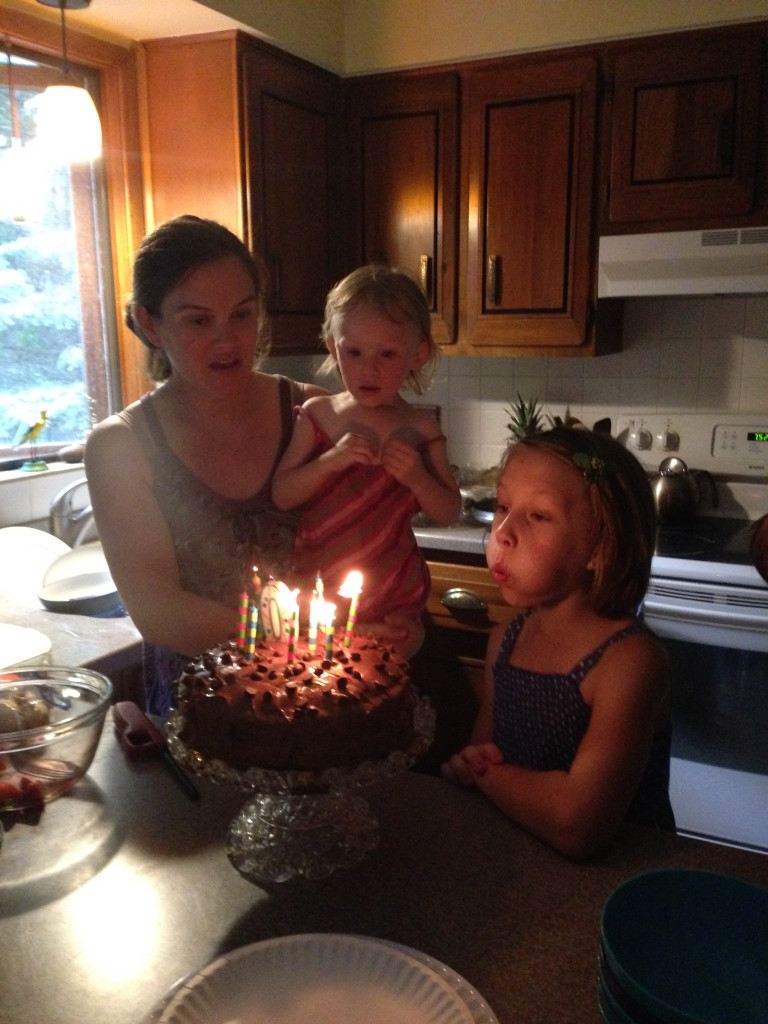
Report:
345,72,459,345
607,35,761,227
141,36,244,235
242,46,344,353
462,56,599,352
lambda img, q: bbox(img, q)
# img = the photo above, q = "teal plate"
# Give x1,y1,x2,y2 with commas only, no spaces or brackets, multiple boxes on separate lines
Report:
601,869,768,1024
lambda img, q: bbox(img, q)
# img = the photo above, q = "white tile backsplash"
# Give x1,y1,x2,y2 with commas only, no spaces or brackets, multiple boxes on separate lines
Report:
268,297,764,473
266,295,768,475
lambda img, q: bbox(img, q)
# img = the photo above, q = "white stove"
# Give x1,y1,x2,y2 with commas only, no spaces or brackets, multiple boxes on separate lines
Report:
620,413,768,852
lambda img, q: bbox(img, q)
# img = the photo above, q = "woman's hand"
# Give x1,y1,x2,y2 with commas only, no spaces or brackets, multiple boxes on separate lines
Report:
441,743,505,787
354,613,425,660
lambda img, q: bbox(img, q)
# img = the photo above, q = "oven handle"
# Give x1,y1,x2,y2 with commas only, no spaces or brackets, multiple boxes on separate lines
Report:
642,595,768,631
643,593,768,630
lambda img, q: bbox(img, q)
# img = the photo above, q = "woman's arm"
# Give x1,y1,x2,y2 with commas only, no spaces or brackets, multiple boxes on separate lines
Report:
476,636,668,859
85,418,239,655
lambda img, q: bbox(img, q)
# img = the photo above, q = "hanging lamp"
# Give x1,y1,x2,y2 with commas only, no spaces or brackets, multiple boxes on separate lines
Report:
34,0,102,163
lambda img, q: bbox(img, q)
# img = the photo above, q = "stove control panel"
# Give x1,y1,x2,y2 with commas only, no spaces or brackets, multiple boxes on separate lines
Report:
713,424,768,465
619,414,767,477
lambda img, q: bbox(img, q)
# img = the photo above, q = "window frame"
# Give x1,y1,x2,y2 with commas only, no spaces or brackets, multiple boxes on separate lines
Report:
0,4,147,457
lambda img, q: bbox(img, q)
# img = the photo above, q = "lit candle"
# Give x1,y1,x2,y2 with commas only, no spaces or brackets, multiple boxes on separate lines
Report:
324,602,336,660
252,565,262,600
247,603,258,659
315,571,324,603
339,571,363,648
308,596,320,653
286,589,300,662
237,591,248,648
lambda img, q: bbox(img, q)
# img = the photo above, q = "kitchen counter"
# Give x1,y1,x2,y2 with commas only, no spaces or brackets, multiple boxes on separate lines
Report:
0,594,141,675
1,729,765,1024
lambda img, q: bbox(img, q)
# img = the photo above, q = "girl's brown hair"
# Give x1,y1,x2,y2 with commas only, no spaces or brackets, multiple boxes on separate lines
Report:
320,264,439,394
511,427,656,617
126,215,270,382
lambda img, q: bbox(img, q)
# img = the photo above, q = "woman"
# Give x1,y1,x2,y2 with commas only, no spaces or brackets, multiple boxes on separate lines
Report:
87,217,424,713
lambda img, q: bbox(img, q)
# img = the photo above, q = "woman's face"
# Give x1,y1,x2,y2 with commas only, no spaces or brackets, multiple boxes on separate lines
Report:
486,445,600,610
137,256,261,389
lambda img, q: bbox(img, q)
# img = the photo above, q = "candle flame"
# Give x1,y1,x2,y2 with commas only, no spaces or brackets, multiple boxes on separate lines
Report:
338,571,363,597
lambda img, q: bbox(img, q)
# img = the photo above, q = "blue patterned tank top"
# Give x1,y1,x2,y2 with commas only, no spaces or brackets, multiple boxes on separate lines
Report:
493,612,675,830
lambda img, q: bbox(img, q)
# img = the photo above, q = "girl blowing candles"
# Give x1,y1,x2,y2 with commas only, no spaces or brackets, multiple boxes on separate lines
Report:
84,216,325,715
442,427,675,860
272,265,461,656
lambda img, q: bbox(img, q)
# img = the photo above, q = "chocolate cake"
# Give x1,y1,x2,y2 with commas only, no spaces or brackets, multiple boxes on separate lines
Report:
175,632,415,771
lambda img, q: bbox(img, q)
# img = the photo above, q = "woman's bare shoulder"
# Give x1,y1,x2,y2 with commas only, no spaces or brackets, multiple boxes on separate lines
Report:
85,403,148,473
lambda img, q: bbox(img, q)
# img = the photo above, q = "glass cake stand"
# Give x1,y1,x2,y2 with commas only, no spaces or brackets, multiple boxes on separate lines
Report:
165,698,435,884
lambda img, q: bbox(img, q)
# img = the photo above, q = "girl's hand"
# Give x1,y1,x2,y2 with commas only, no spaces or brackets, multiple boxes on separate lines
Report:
380,437,424,488
441,743,505,787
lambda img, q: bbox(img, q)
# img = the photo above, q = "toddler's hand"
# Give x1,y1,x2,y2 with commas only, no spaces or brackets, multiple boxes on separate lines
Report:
380,438,423,487
441,743,505,788
330,432,379,469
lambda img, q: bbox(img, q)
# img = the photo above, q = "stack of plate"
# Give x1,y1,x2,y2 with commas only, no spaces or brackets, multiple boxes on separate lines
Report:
599,869,768,1024
146,934,500,1024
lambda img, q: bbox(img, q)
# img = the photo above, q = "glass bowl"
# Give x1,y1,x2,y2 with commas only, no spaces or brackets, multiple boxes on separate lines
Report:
0,666,112,811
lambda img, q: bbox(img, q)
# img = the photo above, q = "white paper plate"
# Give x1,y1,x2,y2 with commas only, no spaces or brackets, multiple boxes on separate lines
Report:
0,527,70,608
156,934,478,1024
0,622,52,670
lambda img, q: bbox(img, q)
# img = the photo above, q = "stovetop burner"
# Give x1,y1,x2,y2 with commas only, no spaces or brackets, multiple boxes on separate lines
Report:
655,517,754,565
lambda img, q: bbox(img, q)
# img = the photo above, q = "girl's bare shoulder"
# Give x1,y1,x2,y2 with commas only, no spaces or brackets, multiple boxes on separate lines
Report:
407,403,444,439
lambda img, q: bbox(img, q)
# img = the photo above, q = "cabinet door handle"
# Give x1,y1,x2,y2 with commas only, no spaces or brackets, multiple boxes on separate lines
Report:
419,254,433,307
486,254,499,307
440,588,488,612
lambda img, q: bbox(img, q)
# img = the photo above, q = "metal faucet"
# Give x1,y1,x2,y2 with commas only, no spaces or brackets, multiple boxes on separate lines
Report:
49,477,96,547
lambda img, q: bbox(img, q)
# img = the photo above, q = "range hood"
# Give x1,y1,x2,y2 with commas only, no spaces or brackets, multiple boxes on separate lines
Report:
598,226,768,297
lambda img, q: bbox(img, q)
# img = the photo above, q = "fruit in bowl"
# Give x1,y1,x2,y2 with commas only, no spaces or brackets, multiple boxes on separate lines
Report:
0,667,112,810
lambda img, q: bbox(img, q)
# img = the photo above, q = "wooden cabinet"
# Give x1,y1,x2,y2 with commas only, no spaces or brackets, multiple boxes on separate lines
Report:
140,32,344,353
411,556,520,771
344,71,459,345
347,55,622,356
462,55,608,354
603,30,764,231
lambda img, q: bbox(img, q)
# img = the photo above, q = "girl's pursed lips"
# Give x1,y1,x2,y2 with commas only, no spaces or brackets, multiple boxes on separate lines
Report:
490,562,508,584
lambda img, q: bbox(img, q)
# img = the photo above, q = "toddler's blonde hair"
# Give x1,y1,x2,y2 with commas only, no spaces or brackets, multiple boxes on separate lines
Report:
320,264,439,394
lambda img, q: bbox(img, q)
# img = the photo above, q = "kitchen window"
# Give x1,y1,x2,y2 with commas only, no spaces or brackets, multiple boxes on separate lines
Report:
0,46,120,457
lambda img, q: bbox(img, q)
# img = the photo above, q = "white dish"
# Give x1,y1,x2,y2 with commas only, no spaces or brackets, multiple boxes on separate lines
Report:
0,623,52,670
380,941,500,1024
0,527,70,608
155,934,479,1024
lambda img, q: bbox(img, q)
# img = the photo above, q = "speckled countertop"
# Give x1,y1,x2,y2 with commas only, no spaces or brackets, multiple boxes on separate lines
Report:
1,730,766,1024
0,594,141,673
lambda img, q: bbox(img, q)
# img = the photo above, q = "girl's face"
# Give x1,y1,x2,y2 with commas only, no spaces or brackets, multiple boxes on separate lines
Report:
136,256,261,390
486,445,600,610
331,303,428,408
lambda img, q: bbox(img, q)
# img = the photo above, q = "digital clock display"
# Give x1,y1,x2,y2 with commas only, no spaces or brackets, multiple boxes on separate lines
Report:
748,432,768,443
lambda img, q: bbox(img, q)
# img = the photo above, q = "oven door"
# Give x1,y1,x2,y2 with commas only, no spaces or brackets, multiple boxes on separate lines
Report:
643,577,768,852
